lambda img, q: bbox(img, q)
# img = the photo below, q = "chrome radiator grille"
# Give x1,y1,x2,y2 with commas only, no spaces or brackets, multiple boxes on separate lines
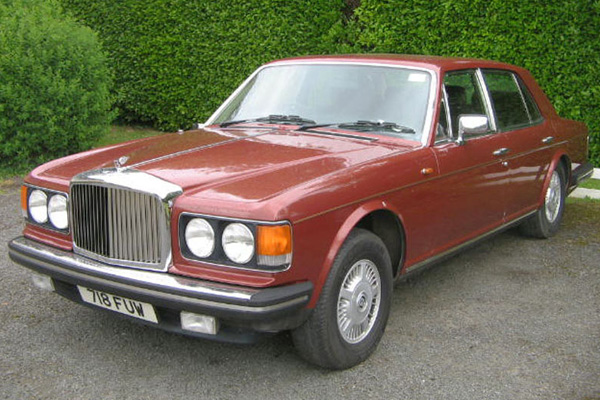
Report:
71,184,167,270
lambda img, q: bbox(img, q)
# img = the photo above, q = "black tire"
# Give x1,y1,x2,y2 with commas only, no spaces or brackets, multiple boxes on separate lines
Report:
520,164,567,238
292,229,393,370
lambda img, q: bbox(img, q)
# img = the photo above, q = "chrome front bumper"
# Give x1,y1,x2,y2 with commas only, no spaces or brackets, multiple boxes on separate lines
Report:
8,236,312,341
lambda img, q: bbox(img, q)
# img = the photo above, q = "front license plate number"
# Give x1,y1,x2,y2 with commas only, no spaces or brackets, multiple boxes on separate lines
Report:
77,286,158,323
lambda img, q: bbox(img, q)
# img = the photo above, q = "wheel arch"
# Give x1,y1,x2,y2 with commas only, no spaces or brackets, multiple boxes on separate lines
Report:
312,201,406,307
538,151,570,206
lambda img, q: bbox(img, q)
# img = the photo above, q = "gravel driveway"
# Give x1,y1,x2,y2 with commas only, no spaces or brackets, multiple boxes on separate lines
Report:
1,182,598,400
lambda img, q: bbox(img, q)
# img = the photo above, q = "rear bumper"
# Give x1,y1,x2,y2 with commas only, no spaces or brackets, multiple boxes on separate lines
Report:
8,236,312,343
569,161,594,191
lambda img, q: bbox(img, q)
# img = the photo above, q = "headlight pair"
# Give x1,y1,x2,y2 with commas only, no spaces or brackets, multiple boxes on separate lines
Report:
185,219,254,264
180,214,292,271
22,187,69,231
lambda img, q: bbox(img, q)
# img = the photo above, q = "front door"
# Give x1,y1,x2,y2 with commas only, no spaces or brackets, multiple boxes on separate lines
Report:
424,69,509,259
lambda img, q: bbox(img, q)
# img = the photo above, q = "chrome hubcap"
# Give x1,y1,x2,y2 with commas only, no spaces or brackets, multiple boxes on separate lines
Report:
545,171,561,223
337,260,381,344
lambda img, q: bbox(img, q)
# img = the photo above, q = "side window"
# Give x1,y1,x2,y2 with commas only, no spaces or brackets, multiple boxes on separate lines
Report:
482,70,540,131
443,70,487,137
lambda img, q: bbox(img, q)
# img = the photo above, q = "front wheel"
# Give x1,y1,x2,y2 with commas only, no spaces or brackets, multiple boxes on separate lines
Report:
520,165,566,238
292,229,393,369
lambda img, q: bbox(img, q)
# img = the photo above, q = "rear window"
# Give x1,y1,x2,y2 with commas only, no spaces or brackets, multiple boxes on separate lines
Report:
482,70,543,131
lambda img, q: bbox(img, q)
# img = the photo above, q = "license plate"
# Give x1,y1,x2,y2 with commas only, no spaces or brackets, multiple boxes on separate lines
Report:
77,286,158,323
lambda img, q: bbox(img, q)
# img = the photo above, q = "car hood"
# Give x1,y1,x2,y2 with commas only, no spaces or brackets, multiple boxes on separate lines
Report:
30,127,416,216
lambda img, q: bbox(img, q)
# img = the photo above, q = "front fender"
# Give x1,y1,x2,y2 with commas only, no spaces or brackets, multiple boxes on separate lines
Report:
309,200,404,307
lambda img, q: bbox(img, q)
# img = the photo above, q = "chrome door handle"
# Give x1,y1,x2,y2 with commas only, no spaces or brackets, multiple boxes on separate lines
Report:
542,136,554,144
493,148,510,156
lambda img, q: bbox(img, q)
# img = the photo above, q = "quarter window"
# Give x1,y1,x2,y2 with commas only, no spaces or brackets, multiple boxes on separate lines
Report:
482,70,541,131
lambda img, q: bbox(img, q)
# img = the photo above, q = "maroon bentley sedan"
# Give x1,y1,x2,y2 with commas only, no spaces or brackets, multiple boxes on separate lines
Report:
9,55,592,369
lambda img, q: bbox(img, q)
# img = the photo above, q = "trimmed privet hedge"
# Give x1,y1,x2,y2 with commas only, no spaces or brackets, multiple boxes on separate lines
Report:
0,0,113,173
336,0,600,166
61,0,344,130
60,0,599,165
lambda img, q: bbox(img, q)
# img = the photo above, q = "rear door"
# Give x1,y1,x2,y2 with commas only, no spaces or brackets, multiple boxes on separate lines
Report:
480,69,553,220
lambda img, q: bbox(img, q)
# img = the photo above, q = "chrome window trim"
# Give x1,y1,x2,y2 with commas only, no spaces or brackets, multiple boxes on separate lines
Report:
434,85,453,144
475,68,498,132
514,74,544,124
204,61,438,147
70,168,183,272
511,72,532,122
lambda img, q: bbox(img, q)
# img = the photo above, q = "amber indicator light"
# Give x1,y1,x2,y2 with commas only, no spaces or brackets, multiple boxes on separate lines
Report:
257,225,292,256
20,186,28,213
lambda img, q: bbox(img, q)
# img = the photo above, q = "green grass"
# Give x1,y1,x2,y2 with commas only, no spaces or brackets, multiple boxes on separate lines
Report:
94,125,163,148
567,197,600,205
579,178,600,191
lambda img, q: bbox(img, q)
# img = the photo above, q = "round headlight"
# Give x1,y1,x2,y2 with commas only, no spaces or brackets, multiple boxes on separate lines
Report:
28,190,48,223
185,218,215,258
222,223,254,264
48,194,69,230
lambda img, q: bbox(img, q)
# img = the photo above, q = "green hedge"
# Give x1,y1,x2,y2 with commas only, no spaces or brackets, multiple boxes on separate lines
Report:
0,0,113,174
60,0,599,165
61,0,344,130
335,0,600,166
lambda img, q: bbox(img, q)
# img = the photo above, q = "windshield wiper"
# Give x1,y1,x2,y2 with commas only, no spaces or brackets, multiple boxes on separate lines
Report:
337,120,416,134
220,114,315,128
298,120,415,134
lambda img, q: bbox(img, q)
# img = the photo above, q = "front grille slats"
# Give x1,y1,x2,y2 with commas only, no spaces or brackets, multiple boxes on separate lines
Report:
71,184,165,269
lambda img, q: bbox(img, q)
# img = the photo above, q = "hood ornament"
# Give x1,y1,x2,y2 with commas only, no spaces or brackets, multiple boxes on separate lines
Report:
114,155,130,171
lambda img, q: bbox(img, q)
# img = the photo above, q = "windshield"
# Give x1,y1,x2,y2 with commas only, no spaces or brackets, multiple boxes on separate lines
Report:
210,64,433,141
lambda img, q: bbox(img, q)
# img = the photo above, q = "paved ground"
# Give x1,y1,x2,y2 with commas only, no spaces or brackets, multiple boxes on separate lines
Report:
1,182,599,400
572,187,600,200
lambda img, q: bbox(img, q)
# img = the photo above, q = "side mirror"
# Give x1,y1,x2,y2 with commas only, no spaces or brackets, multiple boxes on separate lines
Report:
456,115,489,146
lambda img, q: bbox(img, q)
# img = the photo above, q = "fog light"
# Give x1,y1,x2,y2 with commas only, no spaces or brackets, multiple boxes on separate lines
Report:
180,311,218,335
31,272,54,292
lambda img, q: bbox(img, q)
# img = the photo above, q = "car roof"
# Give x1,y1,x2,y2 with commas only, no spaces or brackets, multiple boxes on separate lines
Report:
266,54,520,72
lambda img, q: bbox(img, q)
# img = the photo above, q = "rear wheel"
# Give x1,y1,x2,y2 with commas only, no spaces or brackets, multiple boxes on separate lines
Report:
292,229,393,369
520,165,566,238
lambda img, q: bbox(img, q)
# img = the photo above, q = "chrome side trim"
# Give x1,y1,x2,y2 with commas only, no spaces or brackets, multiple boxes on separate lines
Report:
403,210,536,275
